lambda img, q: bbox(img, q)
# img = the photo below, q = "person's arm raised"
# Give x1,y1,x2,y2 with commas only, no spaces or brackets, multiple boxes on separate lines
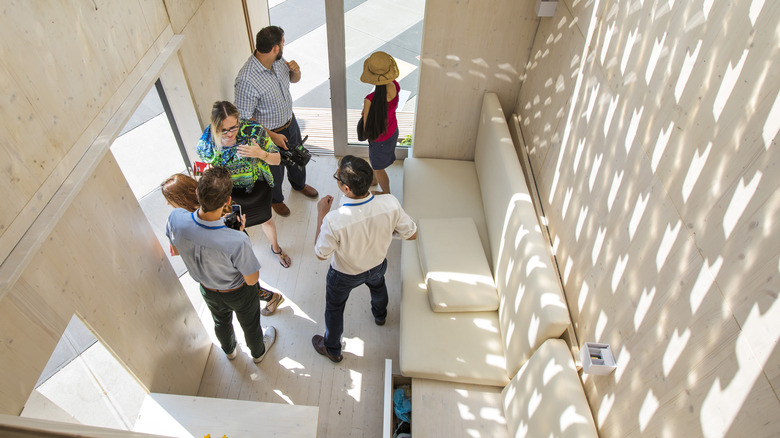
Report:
287,60,301,83
314,195,333,260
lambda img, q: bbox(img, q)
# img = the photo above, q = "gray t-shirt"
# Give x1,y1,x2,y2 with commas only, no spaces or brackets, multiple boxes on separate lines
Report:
166,208,261,289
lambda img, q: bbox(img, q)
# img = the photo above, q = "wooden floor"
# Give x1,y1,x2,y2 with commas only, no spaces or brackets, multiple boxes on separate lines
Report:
193,155,406,438
294,107,415,154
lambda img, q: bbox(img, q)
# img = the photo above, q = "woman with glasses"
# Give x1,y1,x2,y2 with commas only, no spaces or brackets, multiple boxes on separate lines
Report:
196,101,292,268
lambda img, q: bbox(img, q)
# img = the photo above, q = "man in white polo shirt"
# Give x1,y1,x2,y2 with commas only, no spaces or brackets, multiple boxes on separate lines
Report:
312,156,417,363
166,167,276,364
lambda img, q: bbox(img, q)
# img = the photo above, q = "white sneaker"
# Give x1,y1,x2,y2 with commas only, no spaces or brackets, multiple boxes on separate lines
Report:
226,345,238,360
253,326,277,364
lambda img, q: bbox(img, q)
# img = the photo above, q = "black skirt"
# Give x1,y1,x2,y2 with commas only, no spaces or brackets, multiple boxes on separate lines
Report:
231,180,272,227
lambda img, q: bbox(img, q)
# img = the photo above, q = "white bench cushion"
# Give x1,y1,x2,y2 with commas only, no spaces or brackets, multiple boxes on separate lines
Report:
418,218,498,312
493,197,572,378
502,339,599,438
400,240,510,387
400,92,571,387
411,378,510,437
402,157,490,267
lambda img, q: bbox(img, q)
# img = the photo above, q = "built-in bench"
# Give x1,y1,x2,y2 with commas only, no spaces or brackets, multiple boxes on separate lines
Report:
397,92,599,436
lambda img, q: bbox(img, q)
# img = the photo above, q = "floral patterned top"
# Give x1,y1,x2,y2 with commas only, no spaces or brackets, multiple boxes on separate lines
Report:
196,119,278,189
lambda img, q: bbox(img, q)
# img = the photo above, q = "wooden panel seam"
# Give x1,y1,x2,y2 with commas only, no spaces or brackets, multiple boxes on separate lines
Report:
241,0,254,52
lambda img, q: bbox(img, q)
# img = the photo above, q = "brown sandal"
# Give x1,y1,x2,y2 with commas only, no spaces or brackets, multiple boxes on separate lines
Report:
271,245,292,268
261,292,285,316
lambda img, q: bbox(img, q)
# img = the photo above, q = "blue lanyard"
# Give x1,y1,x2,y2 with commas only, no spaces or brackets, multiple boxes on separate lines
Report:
343,194,374,207
191,211,226,229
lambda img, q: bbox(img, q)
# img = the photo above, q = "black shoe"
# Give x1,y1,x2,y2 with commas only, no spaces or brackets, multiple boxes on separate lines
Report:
312,335,343,363
374,317,386,326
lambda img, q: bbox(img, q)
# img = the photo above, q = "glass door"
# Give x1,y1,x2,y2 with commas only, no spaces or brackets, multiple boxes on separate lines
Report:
326,0,425,157
343,0,425,148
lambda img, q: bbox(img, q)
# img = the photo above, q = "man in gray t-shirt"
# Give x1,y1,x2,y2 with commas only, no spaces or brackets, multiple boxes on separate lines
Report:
166,167,277,364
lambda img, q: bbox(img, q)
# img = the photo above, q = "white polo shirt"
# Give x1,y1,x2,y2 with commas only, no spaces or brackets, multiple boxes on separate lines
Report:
315,194,417,275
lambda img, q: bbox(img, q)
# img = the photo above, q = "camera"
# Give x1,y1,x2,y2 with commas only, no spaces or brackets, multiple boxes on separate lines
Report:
223,204,242,230
280,135,313,170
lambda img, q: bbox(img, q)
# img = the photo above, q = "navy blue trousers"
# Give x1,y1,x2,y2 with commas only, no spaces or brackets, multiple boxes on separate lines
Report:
270,113,307,203
323,259,389,355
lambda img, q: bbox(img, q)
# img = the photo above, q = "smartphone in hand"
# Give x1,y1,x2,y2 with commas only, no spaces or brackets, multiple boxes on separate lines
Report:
224,204,243,230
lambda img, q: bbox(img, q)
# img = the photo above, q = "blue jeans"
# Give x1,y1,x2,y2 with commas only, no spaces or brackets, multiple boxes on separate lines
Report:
200,283,265,358
324,260,389,355
270,114,307,203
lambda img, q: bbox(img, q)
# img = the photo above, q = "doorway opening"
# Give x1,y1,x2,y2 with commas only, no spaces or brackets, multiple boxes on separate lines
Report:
342,0,425,148
110,80,191,279
112,79,191,199
109,77,214,341
267,0,425,155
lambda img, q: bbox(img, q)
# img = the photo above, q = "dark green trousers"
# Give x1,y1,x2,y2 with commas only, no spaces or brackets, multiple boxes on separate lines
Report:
200,283,265,359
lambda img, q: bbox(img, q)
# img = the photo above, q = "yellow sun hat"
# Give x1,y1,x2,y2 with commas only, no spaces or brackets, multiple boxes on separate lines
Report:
360,51,399,85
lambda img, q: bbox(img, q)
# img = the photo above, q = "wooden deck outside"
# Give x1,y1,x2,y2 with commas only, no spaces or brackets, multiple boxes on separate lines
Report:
294,107,415,155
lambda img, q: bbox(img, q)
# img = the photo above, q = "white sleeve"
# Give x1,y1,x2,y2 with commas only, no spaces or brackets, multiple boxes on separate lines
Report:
314,215,339,259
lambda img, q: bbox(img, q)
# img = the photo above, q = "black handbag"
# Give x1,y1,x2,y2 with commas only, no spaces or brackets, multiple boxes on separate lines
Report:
357,116,366,141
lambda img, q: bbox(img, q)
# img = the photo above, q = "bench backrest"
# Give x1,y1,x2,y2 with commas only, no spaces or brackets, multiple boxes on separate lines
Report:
473,93,571,378
502,339,599,437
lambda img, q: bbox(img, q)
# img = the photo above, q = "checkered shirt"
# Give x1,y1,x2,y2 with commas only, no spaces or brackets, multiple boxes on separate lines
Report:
234,55,293,129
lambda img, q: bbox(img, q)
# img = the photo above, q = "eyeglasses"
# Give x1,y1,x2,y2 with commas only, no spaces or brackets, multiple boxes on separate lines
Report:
333,173,344,184
221,125,239,135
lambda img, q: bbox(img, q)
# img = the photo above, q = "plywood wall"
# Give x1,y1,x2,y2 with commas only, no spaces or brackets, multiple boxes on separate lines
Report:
174,0,266,127
412,0,537,160
0,153,211,413
0,0,168,261
515,0,780,436
0,0,262,415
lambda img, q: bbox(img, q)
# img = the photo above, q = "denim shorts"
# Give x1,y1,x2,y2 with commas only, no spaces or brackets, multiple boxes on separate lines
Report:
368,128,399,170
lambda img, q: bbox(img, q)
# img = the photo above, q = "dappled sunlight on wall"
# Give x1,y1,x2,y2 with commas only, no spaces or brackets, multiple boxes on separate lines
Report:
515,0,780,436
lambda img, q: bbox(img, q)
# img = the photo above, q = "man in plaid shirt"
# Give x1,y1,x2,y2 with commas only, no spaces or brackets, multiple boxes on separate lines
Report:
235,25,318,217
